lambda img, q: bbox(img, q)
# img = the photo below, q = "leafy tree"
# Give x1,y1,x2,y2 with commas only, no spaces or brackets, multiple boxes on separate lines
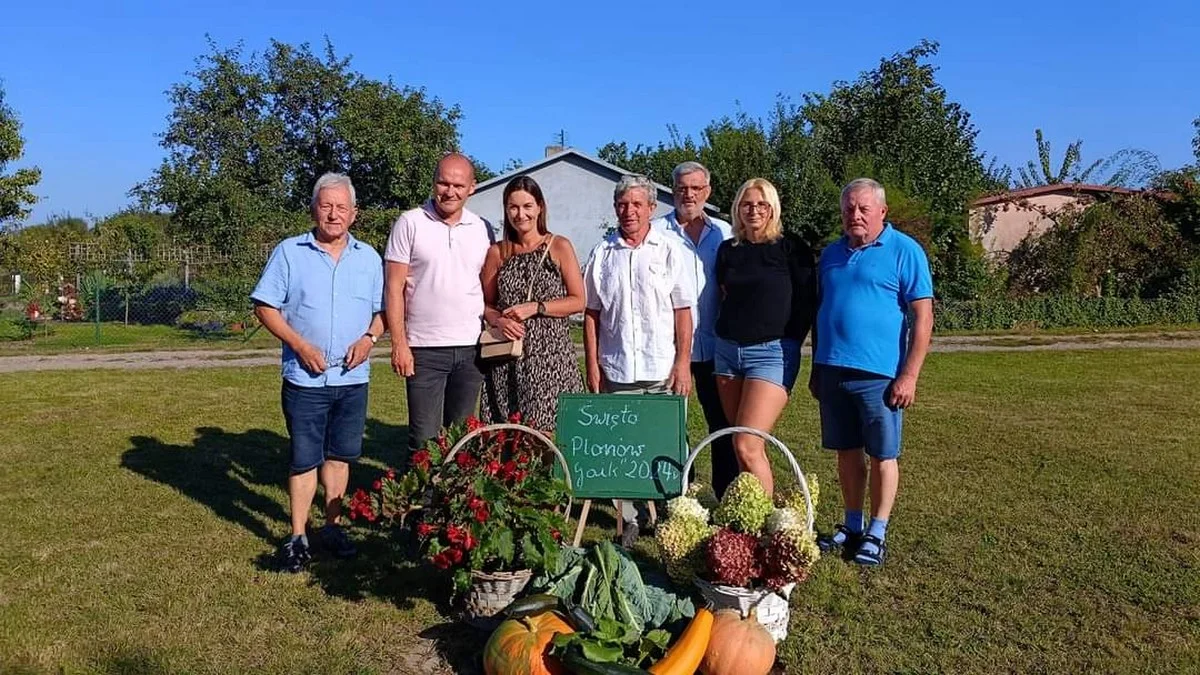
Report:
1014,129,1160,189
136,38,475,262
1193,116,1200,162
597,125,701,187
595,40,1000,298
0,85,41,227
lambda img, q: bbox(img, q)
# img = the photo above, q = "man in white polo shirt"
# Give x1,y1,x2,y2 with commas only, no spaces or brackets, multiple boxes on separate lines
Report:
583,173,694,545
384,153,494,462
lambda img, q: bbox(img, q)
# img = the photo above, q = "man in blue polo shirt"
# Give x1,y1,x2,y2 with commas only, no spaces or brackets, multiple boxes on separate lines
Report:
808,177,933,566
252,172,385,573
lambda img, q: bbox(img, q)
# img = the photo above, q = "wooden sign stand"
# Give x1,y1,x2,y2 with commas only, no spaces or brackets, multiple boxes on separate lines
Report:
569,499,658,547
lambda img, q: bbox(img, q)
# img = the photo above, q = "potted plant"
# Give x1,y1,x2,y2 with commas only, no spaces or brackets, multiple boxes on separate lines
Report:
348,414,570,623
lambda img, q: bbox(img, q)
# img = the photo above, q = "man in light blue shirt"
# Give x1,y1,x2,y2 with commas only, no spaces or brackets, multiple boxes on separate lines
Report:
809,178,934,567
252,173,385,573
652,161,737,498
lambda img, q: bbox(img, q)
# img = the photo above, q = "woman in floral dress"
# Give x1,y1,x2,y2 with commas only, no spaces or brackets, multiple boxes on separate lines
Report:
479,176,585,430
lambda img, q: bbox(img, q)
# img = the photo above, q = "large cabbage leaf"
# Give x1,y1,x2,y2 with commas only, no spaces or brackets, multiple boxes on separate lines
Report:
529,541,693,631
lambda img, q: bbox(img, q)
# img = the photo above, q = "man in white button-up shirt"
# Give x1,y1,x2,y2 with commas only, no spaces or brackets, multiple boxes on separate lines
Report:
583,174,695,544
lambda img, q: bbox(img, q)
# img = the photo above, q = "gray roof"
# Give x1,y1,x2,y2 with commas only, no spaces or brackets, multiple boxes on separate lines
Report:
475,148,719,213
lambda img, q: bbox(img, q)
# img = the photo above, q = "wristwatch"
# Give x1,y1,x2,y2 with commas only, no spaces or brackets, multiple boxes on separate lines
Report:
364,332,379,344
536,301,547,317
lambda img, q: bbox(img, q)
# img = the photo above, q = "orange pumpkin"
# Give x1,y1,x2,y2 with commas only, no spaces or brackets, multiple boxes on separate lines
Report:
483,611,574,675
699,608,776,675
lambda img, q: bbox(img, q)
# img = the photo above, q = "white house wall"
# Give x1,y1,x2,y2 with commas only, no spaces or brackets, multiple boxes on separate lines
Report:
468,154,675,265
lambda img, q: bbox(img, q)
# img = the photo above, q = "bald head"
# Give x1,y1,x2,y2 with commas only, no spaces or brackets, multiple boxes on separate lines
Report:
432,152,477,222
436,152,475,180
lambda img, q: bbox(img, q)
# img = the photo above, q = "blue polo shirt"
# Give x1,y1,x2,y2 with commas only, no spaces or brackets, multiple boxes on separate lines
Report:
251,231,384,387
814,224,933,378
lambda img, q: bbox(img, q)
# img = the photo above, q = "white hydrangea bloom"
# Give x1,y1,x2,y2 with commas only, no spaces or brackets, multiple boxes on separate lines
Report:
764,507,803,534
666,495,710,523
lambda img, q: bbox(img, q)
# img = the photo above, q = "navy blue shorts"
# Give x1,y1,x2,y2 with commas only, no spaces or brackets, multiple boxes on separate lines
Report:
815,365,902,460
281,381,368,474
714,337,802,391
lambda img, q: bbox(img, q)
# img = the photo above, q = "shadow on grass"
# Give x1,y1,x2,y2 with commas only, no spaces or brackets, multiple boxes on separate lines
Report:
120,418,445,611
419,622,489,675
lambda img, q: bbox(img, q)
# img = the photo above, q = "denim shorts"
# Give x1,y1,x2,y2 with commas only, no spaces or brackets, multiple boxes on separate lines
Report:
714,337,802,391
281,381,368,473
814,365,902,460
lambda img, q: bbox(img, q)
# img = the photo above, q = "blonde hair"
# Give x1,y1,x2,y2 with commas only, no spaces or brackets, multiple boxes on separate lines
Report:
731,177,783,243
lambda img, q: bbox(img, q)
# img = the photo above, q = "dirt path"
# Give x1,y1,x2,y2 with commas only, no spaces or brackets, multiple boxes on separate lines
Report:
2,332,1199,373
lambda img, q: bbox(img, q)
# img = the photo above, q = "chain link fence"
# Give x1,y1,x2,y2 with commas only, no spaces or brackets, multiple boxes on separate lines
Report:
1,244,275,350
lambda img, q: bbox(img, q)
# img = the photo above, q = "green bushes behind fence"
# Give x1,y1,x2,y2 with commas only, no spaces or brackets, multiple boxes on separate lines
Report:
935,292,1200,331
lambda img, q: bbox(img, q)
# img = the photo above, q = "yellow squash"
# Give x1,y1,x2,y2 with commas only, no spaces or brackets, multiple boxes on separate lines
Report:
648,606,714,675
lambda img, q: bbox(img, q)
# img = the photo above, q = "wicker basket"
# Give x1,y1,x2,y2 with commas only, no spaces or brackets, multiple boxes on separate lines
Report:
463,568,534,628
443,423,574,627
694,578,795,642
682,426,814,643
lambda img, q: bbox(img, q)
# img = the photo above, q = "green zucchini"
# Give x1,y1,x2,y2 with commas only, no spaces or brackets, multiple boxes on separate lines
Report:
502,593,561,618
561,597,599,633
560,647,650,675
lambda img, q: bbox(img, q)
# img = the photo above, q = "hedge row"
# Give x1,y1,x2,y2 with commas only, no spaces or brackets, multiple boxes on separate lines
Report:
935,293,1200,331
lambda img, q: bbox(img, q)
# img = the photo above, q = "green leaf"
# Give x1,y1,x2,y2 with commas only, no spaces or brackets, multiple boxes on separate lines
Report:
520,533,541,568
496,528,514,565
579,640,624,663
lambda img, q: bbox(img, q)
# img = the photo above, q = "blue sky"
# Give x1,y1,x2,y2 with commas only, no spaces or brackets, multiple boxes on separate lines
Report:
3,0,1198,224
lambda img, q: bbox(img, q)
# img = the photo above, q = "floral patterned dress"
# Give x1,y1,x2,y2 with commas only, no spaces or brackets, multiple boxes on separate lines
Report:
480,241,583,431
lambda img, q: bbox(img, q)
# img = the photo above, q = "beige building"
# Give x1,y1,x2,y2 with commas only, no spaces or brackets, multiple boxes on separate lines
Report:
968,184,1138,257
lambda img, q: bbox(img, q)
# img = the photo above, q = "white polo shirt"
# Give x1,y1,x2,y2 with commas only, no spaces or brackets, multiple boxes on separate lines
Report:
584,225,695,384
384,201,493,347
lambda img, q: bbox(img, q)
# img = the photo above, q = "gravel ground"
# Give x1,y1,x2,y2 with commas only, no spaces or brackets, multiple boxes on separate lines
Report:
2,332,1199,373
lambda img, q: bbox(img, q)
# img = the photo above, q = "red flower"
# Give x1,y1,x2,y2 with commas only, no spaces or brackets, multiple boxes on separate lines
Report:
466,415,483,432
446,524,468,545
436,435,449,451
372,479,382,491
411,450,432,470
473,505,490,523
463,532,477,550
432,552,451,569
416,522,438,538
385,468,396,480
485,460,501,476
446,547,464,564
551,529,562,543
507,411,523,423
468,496,485,511
455,452,474,469
512,470,527,483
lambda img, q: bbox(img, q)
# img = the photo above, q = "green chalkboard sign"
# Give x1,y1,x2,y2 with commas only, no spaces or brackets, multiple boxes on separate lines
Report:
554,393,688,499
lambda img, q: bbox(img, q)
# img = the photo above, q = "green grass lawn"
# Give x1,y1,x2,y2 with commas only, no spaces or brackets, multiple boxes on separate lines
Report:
0,350,1197,673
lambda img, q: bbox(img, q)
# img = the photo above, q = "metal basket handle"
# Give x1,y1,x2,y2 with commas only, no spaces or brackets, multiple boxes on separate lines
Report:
681,426,813,535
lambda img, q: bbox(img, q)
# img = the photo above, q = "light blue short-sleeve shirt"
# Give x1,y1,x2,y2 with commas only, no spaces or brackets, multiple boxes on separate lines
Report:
251,231,384,387
654,212,733,362
814,224,933,378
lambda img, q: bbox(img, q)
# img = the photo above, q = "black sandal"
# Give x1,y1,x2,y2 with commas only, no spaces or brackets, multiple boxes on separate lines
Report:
852,534,886,566
817,524,861,554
